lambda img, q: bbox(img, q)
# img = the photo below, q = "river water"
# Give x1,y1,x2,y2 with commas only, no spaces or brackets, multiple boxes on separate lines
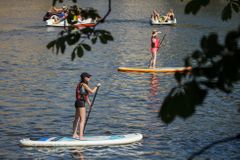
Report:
0,0,239,159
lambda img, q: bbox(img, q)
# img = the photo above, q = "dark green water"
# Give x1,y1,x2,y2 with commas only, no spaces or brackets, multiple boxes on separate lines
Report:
0,0,239,159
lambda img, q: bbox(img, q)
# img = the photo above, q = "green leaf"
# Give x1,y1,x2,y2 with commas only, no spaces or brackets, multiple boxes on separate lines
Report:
232,2,239,13
222,3,232,21
81,43,91,51
52,0,57,6
225,30,238,51
233,0,240,6
60,43,66,54
192,51,202,59
91,37,97,44
76,46,84,58
159,80,208,123
55,37,65,54
71,48,76,61
159,88,178,124
184,57,191,67
99,36,107,44
175,72,182,83
66,33,80,45
81,27,94,35
185,0,210,15
46,40,56,49
200,36,207,50
104,34,114,41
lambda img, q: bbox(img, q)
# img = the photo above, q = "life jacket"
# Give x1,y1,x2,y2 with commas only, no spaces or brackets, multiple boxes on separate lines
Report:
76,83,88,101
151,37,160,48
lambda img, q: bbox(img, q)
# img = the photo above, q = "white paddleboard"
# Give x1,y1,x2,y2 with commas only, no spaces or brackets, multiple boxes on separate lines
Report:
20,133,143,147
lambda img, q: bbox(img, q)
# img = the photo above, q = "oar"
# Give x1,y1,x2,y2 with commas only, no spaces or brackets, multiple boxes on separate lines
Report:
158,34,166,49
83,85,100,133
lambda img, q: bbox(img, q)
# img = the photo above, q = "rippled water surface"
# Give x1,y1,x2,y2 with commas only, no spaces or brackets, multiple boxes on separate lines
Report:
0,0,240,159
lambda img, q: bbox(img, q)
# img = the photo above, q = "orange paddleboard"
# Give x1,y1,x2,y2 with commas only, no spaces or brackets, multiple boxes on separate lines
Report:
117,67,192,73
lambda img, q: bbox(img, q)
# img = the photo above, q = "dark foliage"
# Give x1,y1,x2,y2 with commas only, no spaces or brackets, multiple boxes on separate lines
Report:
184,0,210,15
182,0,239,21
47,28,113,61
159,27,240,123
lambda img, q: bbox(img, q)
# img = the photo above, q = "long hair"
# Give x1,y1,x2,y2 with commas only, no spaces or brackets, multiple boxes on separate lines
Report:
80,77,88,85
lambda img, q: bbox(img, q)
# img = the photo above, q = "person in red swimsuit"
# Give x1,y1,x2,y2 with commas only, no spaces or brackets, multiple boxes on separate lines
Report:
72,72,100,139
148,30,161,68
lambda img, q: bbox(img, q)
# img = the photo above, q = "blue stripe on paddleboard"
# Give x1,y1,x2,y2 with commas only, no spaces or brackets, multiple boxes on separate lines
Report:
109,135,125,140
51,137,63,141
59,137,76,141
36,135,126,142
38,137,49,141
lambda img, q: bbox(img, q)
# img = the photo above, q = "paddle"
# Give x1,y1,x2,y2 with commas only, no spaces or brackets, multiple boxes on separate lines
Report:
158,34,166,51
83,85,101,133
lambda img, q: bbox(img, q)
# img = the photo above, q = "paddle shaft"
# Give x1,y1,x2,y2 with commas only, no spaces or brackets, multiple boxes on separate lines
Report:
158,34,166,51
83,86,100,133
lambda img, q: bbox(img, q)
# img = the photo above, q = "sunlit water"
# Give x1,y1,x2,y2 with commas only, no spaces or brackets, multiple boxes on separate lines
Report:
0,0,239,159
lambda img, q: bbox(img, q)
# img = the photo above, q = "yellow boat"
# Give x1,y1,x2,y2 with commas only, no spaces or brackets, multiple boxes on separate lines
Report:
117,67,192,73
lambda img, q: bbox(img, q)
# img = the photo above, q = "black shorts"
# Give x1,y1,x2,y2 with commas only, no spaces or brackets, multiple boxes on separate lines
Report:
75,100,85,108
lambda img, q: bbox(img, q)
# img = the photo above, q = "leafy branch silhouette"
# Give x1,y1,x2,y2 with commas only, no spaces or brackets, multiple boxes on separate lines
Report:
181,0,239,21
160,1,240,159
47,0,113,61
159,27,240,123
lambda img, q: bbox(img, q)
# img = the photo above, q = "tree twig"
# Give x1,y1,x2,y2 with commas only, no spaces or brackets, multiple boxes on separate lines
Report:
188,133,240,160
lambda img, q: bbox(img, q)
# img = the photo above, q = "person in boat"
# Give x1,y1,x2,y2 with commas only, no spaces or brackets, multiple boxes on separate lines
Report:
49,6,64,14
65,5,82,25
73,72,101,139
43,2,67,21
151,10,160,22
72,6,82,23
165,9,175,21
151,10,167,23
51,6,69,24
148,30,161,69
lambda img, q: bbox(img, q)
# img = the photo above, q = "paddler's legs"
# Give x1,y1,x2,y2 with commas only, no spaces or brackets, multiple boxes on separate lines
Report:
152,52,157,68
79,107,86,139
73,108,80,138
149,50,157,68
148,57,152,68
148,51,153,68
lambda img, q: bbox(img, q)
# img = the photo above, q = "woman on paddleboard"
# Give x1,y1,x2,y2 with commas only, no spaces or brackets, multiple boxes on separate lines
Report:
73,72,100,139
148,30,161,68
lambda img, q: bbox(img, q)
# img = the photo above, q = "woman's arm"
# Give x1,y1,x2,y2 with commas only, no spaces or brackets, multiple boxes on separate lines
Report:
82,83,98,94
52,6,63,12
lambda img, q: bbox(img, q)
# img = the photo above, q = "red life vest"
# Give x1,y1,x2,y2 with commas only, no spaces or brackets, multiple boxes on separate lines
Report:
76,83,88,101
151,37,160,48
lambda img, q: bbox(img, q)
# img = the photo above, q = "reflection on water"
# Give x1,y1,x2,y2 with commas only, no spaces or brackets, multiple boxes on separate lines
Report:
22,142,144,159
72,149,84,160
0,0,240,159
149,74,160,97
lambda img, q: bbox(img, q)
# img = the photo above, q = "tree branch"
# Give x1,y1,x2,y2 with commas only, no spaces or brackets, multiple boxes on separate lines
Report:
97,0,111,24
188,133,240,160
